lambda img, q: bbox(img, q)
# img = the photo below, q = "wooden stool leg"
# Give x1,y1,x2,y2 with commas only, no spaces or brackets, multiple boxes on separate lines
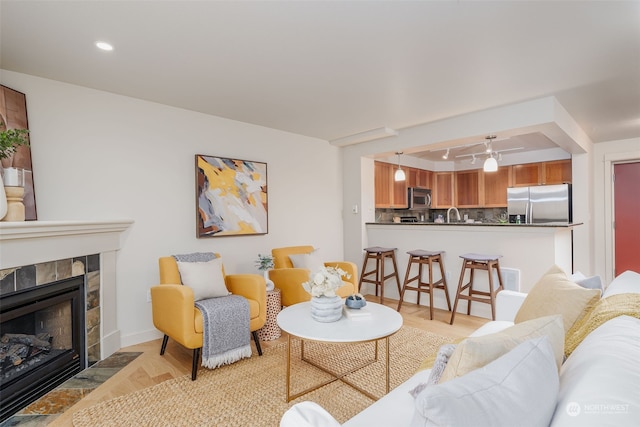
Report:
379,254,385,300
375,255,384,296
450,260,468,325
390,252,402,296
487,262,496,320
415,261,423,306
438,256,452,311
358,252,369,293
427,257,435,320
467,266,476,315
397,256,414,311
485,260,504,321
494,261,505,292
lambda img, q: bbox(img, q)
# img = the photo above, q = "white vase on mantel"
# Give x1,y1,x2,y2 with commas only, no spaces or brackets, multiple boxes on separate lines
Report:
0,172,7,220
1,167,26,222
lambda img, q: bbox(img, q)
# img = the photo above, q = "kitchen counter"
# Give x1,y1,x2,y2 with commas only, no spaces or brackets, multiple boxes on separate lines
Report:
368,221,582,227
364,222,578,320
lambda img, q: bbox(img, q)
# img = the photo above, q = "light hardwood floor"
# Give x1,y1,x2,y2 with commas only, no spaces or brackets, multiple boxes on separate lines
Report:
50,296,487,426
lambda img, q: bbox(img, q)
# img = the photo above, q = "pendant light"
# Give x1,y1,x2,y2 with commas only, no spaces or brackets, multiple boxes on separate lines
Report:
483,135,498,172
483,154,498,172
394,152,406,181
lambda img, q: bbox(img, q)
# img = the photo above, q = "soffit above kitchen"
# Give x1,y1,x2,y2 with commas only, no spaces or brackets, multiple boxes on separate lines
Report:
1,1,638,148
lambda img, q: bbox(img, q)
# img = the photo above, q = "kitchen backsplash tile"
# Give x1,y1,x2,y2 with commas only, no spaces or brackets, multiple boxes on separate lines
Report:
375,207,508,223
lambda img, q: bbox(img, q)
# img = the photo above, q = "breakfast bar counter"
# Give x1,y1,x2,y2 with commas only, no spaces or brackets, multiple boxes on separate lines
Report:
364,222,581,320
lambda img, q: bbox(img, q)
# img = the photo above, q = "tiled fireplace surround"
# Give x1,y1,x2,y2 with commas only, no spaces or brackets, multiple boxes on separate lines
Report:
1,253,102,363
0,220,133,364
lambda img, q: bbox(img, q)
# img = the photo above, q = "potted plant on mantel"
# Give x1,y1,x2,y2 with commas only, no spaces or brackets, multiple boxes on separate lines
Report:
0,119,30,220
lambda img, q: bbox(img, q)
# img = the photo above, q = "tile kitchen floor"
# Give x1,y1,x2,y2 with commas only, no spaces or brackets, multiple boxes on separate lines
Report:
1,352,141,426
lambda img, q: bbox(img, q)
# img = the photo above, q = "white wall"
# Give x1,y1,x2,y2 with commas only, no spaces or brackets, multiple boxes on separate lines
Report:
1,71,347,347
592,137,640,284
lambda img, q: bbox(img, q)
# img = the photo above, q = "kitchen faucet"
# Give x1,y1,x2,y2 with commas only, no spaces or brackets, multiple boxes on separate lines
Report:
447,207,461,223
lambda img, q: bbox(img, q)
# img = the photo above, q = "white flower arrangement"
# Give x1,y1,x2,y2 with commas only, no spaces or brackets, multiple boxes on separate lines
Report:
302,265,350,298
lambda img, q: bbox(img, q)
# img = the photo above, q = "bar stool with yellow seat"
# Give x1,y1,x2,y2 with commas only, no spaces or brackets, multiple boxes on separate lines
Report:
357,246,401,301
397,250,451,320
450,253,504,324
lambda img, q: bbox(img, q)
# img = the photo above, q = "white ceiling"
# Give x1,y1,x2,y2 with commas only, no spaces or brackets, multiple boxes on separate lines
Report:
1,1,639,158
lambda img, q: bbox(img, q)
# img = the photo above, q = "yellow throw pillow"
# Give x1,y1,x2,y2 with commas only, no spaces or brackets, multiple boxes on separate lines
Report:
515,265,601,332
439,314,564,383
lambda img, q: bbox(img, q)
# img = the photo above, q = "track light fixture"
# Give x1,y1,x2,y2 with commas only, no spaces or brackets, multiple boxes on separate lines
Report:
394,152,406,181
485,134,496,153
470,155,477,165
483,135,498,172
442,149,449,160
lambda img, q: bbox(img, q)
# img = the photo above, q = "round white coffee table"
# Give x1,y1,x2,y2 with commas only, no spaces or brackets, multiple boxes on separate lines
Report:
277,301,403,402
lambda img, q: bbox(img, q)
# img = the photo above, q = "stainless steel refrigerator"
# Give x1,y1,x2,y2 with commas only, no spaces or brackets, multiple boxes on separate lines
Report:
507,184,572,224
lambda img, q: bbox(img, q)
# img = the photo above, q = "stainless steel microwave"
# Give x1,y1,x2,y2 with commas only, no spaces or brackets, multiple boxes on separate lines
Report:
408,187,432,209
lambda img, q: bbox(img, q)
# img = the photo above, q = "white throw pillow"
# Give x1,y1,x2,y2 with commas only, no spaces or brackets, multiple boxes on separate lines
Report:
280,401,341,427
551,315,640,427
603,270,640,298
176,258,229,301
570,271,604,294
288,249,325,272
411,336,559,427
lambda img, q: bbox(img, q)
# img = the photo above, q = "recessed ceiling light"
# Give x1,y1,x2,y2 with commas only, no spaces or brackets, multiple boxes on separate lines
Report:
95,41,114,51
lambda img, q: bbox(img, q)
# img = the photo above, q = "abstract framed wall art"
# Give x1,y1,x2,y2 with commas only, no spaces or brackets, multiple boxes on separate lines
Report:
196,154,268,237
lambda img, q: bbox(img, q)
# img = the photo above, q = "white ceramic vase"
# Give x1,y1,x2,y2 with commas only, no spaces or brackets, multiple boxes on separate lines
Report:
310,295,343,322
0,172,7,220
263,269,275,292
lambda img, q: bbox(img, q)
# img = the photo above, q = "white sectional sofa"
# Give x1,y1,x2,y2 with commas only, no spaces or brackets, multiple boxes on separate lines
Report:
281,269,640,427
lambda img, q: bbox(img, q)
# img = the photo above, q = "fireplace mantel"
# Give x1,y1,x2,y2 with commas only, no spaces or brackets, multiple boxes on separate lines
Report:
0,220,133,270
0,219,134,359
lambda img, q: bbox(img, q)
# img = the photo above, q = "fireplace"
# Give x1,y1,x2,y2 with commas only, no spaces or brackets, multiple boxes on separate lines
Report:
0,220,132,418
0,276,86,421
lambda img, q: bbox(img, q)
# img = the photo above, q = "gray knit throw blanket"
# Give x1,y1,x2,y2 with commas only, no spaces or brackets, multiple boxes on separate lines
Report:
194,296,252,368
174,252,252,368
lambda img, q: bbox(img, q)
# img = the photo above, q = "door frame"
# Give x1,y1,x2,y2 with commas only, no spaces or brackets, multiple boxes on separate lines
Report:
603,150,640,282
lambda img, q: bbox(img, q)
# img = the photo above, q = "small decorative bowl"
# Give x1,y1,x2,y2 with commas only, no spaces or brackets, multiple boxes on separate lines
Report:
345,295,367,309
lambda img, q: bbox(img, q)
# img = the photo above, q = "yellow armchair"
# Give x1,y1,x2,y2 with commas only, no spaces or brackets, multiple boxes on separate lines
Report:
270,246,357,307
151,255,266,380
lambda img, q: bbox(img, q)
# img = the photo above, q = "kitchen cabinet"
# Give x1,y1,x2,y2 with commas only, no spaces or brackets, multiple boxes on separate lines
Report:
433,172,454,208
512,163,542,187
393,176,408,207
375,160,569,209
407,168,420,188
409,168,432,189
542,160,571,184
374,161,410,208
483,166,511,207
512,160,571,186
376,162,433,208
455,170,481,207
374,161,394,208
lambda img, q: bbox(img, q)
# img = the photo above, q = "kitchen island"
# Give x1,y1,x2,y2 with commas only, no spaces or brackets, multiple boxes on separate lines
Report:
364,222,581,320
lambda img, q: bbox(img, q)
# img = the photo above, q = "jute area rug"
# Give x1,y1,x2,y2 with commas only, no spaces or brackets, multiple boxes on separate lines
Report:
73,326,453,427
